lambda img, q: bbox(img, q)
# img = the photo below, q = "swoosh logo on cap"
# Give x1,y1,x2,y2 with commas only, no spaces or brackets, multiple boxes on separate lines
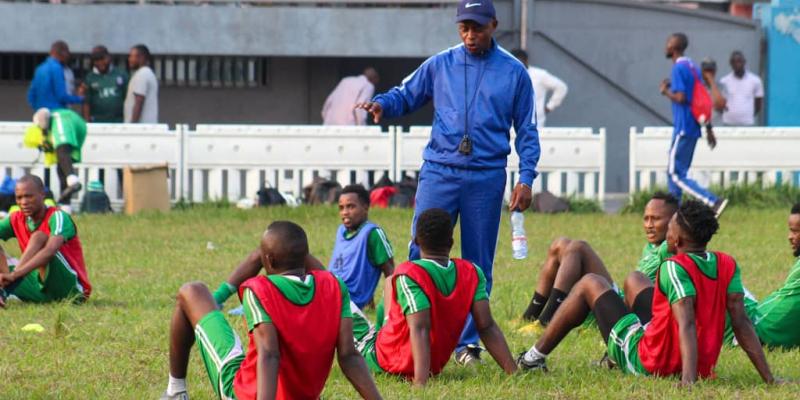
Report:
465,2,482,8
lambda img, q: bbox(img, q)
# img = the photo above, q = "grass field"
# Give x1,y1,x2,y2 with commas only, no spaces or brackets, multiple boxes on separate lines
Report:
2,205,800,399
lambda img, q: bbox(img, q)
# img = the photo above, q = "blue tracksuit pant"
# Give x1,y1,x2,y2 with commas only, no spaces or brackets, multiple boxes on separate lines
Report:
667,134,718,206
408,161,506,351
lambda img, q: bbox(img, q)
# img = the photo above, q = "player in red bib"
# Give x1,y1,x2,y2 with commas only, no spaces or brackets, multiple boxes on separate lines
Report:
351,208,517,386
0,175,91,308
517,200,778,386
160,221,381,400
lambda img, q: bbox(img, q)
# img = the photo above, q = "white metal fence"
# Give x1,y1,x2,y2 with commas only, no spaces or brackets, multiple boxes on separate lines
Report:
0,123,606,205
629,126,800,193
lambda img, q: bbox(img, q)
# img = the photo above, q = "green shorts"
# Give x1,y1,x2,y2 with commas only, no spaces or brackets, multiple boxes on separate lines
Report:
7,256,84,303
350,302,383,373
195,311,245,400
607,313,649,376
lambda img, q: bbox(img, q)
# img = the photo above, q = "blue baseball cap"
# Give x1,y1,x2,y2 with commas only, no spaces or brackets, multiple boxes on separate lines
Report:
455,0,496,26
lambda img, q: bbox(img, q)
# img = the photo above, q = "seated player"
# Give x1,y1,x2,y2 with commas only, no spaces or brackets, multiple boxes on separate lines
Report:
521,192,678,326
160,221,382,400
517,200,777,386
330,184,394,309
725,203,800,348
351,208,517,386
0,175,91,308
24,108,86,207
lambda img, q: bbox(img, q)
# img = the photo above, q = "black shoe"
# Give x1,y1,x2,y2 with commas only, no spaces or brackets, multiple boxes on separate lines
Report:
594,352,617,370
455,344,484,366
516,352,548,372
58,182,83,204
712,198,729,219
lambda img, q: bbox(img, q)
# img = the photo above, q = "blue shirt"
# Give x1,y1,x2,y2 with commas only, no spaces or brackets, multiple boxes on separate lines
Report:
329,222,382,308
27,57,83,111
670,57,701,138
373,41,540,186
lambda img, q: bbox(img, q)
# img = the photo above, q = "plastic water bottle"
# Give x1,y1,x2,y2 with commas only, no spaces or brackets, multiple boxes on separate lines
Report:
510,211,528,260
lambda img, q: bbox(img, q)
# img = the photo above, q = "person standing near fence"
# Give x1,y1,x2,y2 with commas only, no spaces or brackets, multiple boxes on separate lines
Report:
124,44,159,124
83,46,128,123
659,33,727,217
719,51,764,126
322,67,379,126
27,41,84,111
510,49,568,128
356,0,540,365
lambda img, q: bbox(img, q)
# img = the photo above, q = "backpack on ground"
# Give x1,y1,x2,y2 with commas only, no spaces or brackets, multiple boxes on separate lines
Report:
533,191,570,213
257,187,287,207
303,177,342,205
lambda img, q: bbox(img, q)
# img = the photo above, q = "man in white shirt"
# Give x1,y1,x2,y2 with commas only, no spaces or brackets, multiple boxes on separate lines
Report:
124,44,159,123
511,49,568,127
322,67,379,126
719,51,763,126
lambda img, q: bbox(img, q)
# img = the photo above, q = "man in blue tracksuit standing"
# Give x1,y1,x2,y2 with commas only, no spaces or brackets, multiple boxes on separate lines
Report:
356,0,540,364
28,41,84,111
660,32,727,217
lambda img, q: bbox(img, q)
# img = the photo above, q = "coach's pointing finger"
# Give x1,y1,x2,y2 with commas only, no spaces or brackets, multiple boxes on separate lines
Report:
355,102,383,124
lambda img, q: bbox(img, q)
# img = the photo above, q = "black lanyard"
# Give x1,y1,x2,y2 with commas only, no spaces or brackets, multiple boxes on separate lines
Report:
460,47,487,156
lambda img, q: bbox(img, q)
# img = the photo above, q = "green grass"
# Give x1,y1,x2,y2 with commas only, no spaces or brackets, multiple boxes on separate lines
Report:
2,206,799,399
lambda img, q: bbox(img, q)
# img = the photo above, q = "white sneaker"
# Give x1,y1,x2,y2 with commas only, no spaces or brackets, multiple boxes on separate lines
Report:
159,391,188,400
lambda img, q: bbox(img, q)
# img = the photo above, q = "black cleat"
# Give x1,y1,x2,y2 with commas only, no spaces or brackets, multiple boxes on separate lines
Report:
712,198,729,219
58,182,83,205
594,352,617,370
516,352,548,372
455,344,484,366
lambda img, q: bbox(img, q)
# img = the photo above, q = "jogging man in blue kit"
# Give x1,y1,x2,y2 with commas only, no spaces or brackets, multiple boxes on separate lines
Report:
660,32,728,217
356,0,541,365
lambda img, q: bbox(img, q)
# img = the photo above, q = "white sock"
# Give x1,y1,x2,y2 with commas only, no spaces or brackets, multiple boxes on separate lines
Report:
66,174,80,187
523,345,547,363
167,375,186,395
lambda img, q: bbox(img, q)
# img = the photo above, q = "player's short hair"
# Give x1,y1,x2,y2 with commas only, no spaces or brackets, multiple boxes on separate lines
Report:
730,50,745,61
650,191,679,212
671,32,689,52
16,174,45,193
791,203,800,215
131,44,151,63
264,221,309,270
675,200,718,246
415,208,453,252
51,40,69,55
340,184,370,206
510,48,528,63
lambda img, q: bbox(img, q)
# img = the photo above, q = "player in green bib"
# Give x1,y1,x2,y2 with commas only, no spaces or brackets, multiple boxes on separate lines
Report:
83,45,128,123
724,204,800,348
520,192,679,328
160,221,381,400
24,108,87,206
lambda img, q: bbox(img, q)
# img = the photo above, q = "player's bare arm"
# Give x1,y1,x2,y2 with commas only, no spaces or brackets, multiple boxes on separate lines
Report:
254,322,280,400
472,299,517,374
672,297,698,386
1,234,64,286
335,318,383,400
407,310,432,386
379,258,395,278
727,292,776,384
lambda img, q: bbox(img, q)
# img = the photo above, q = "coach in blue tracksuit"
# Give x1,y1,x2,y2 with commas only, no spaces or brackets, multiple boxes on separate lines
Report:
660,32,727,217
356,0,540,364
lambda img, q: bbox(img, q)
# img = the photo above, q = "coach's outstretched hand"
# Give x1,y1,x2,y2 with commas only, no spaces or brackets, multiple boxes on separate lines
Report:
509,183,533,212
354,102,383,124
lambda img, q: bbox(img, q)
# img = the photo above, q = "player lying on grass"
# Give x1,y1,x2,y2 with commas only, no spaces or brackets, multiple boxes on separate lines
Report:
329,184,395,309
160,221,381,400
0,175,91,308
521,192,678,326
723,203,800,349
350,208,517,386
517,200,778,385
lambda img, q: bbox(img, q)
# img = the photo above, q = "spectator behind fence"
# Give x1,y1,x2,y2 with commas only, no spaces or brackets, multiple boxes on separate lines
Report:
322,67,379,126
511,49,568,128
719,51,763,126
124,44,158,123
27,41,84,111
83,46,128,123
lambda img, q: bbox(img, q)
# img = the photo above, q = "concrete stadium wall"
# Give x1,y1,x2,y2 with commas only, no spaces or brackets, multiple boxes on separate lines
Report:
0,0,763,192
528,0,762,191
